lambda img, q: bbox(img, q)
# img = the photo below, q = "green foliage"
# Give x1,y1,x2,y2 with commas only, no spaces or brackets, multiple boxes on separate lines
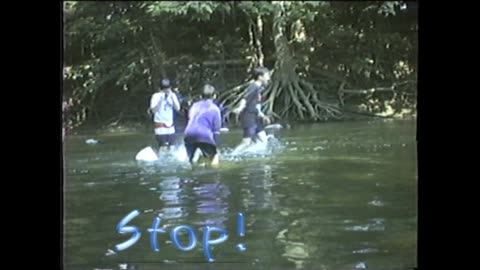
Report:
146,1,227,21
286,1,327,23
237,1,274,17
64,1,417,128
378,1,405,16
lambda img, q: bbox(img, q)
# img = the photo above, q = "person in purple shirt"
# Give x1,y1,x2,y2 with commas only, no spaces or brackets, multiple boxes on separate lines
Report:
184,84,222,166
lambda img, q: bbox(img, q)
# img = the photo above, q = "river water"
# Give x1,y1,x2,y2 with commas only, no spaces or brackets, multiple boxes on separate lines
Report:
63,119,417,270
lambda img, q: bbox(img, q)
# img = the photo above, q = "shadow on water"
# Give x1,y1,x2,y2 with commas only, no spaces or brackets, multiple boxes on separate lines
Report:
64,120,417,270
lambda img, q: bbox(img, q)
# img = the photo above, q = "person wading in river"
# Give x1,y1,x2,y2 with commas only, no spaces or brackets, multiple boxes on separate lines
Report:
183,84,222,167
231,67,272,154
148,79,181,156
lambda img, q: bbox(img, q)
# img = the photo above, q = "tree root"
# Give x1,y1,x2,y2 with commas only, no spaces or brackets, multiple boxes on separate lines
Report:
219,76,349,122
263,74,344,121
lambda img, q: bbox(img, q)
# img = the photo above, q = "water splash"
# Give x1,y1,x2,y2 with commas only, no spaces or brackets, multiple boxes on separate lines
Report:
221,135,286,161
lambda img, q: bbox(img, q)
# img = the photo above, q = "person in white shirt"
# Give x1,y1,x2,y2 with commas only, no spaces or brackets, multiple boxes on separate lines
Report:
149,79,181,154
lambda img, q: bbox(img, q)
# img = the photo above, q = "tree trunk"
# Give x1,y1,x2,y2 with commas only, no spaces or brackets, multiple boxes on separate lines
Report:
247,15,265,72
247,19,258,72
262,2,343,121
221,3,344,122
255,15,264,67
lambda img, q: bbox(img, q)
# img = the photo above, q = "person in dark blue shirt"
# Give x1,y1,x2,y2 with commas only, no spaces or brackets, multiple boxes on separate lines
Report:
231,67,271,154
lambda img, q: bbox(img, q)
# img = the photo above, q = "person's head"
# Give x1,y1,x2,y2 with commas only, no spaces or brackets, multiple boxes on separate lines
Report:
160,79,171,90
252,67,271,86
202,84,216,99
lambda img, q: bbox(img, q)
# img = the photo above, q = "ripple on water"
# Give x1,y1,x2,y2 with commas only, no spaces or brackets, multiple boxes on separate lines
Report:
368,200,385,207
345,218,386,232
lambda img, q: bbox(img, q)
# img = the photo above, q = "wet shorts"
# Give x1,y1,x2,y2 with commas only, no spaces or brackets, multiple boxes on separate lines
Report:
155,134,175,147
240,112,264,138
184,138,217,163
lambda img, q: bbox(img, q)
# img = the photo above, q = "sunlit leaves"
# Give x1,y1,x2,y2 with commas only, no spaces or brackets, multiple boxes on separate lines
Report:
146,1,226,21
378,1,403,16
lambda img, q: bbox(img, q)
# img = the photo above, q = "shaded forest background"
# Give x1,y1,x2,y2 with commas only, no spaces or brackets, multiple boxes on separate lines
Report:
63,1,417,131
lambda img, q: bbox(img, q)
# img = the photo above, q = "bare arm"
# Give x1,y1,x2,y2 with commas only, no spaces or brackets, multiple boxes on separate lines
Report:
257,104,265,118
256,103,271,124
232,99,246,114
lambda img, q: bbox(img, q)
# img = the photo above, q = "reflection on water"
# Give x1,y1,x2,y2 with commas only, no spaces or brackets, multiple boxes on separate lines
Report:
64,120,417,270
241,164,277,211
344,218,386,232
192,176,230,227
149,174,232,228
276,225,310,270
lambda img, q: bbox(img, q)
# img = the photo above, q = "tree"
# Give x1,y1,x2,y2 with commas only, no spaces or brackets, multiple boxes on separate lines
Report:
63,1,417,130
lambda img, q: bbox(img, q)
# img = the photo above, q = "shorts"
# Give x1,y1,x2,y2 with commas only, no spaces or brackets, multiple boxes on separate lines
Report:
184,139,217,163
155,134,175,147
240,112,264,138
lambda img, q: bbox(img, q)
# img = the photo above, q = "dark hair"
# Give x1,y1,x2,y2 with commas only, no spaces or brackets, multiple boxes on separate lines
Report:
252,67,270,80
160,79,171,89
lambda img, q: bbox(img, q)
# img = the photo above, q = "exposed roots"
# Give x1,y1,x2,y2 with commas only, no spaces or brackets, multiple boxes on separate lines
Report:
263,73,344,121
219,75,345,123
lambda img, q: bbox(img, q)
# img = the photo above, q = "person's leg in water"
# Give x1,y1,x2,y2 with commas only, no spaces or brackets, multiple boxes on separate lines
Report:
253,131,269,150
155,134,174,157
185,141,219,167
200,143,219,167
232,127,255,154
232,112,256,154
256,131,269,142
247,119,269,150
184,135,203,163
166,133,176,151
210,132,220,166
254,119,269,144
191,148,202,163
210,152,220,167
184,141,199,165
185,136,206,166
